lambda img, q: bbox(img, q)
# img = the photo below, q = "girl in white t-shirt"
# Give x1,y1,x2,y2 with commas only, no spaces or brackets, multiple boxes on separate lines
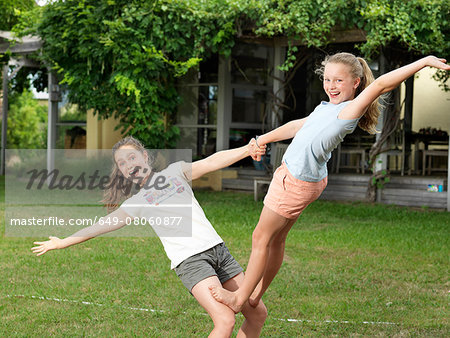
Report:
209,54,450,313
32,136,267,337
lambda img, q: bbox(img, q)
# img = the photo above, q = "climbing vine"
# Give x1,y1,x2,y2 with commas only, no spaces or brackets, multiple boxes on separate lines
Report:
11,0,449,148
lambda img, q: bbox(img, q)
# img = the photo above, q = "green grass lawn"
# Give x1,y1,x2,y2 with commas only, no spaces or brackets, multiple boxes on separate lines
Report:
0,177,449,336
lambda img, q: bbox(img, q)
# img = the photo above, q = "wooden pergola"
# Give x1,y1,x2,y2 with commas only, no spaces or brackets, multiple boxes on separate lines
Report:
0,30,59,175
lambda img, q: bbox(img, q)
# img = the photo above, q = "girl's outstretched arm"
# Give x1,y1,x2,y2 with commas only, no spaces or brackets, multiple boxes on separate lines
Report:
255,118,307,147
188,140,265,181
340,56,450,120
31,208,131,256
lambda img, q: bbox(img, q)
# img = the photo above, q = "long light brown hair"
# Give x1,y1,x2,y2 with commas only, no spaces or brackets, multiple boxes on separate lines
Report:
316,52,381,134
101,136,150,213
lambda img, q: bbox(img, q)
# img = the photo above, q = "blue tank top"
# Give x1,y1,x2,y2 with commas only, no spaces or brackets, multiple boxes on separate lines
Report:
282,101,360,182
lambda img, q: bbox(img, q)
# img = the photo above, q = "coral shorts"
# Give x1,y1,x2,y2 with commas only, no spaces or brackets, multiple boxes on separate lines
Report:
263,162,328,219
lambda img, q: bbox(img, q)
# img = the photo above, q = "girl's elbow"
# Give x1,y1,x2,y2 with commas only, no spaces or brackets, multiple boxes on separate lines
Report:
375,76,397,94
373,77,385,89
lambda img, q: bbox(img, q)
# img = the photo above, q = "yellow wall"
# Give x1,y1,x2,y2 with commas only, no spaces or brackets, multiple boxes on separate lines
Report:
411,67,450,133
86,111,123,149
397,67,449,170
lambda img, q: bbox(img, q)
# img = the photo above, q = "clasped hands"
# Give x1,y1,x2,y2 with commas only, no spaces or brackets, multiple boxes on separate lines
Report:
249,138,266,161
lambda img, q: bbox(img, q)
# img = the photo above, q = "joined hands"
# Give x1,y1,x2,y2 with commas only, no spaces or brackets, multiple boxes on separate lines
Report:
249,138,266,161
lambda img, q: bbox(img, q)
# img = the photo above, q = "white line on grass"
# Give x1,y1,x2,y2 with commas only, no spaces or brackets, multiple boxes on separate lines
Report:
5,294,398,326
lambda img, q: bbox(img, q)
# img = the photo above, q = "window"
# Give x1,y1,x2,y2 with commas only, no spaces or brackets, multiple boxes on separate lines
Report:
176,55,218,159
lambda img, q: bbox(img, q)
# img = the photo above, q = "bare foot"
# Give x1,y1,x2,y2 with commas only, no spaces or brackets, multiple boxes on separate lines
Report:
248,295,262,308
248,288,263,308
209,285,243,313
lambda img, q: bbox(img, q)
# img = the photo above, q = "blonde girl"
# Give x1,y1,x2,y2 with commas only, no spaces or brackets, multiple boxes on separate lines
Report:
210,54,450,312
32,136,267,338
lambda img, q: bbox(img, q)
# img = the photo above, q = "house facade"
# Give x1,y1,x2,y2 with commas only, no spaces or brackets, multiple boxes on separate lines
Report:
1,30,448,209
86,39,450,172
83,39,450,210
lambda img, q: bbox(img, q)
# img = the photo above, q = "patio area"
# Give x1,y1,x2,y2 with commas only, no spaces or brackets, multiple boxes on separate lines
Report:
221,167,449,210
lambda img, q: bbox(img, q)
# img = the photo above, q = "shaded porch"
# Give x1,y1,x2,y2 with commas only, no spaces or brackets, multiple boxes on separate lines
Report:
219,167,448,210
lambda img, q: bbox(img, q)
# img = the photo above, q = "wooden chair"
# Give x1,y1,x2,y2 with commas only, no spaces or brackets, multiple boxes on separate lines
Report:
384,122,408,176
422,149,448,175
335,143,367,174
333,131,376,174
254,143,289,201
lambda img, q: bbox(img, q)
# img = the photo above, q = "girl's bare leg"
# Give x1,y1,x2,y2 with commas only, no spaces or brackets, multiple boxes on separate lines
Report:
248,217,297,307
210,206,291,313
222,272,267,338
192,276,237,337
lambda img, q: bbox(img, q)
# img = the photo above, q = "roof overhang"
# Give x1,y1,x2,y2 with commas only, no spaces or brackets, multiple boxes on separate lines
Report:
0,30,43,54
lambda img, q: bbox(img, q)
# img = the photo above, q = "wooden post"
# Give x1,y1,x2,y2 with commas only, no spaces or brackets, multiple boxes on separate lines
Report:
216,55,231,151
1,64,8,175
375,53,387,203
272,44,285,130
47,71,60,178
404,76,414,173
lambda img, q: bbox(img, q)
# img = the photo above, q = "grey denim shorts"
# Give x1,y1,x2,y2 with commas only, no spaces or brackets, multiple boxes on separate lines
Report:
174,243,243,292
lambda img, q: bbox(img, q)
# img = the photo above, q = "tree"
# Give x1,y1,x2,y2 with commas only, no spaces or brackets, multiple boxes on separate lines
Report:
13,0,448,148
29,0,238,148
6,89,47,149
0,0,36,31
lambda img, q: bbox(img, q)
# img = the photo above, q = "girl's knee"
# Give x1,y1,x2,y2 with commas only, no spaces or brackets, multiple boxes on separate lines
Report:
256,303,268,323
271,220,295,246
251,227,272,248
245,303,268,326
213,312,236,333
271,232,288,247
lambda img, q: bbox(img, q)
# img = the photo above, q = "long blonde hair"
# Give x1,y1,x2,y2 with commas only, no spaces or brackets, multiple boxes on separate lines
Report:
101,136,150,213
316,52,381,134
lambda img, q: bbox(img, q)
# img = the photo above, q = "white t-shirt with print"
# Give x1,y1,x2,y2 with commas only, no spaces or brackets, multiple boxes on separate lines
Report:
121,161,223,269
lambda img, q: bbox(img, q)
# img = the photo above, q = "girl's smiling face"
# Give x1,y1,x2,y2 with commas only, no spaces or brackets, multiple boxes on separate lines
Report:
114,145,151,184
323,62,361,104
